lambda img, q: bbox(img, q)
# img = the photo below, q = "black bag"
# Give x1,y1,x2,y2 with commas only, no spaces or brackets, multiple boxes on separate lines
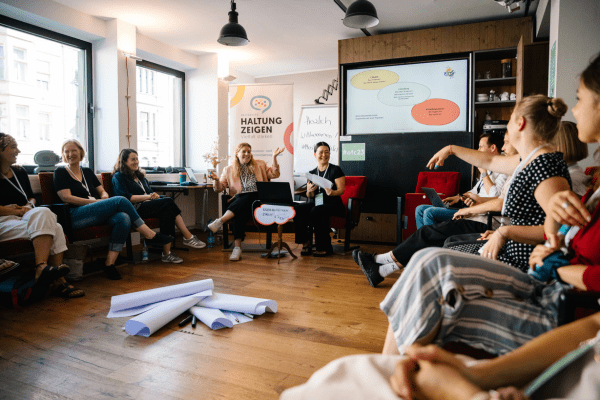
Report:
0,270,49,309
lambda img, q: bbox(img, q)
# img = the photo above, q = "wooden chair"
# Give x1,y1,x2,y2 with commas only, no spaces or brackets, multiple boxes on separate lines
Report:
331,176,367,253
403,171,461,239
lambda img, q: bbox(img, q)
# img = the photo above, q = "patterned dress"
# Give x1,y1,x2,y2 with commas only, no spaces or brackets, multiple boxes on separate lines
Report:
448,152,571,272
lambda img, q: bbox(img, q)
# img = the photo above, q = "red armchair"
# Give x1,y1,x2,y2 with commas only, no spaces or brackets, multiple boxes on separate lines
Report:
403,171,461,240
331,176,367,253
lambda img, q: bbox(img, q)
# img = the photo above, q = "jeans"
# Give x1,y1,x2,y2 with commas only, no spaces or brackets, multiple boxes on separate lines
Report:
69,196,144,252
415,205,458,229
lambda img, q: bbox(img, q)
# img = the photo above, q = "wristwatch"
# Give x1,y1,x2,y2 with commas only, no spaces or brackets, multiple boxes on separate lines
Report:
481,171,488,178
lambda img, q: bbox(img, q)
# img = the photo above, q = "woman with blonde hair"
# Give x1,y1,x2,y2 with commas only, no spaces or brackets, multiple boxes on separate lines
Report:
552,121,589,196
208,142,284,261
54,140,173,280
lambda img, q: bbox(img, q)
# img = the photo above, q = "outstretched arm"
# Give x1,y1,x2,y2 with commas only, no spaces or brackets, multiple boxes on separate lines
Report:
427,145,521,176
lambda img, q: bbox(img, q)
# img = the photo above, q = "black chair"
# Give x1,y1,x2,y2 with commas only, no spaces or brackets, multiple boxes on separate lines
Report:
220,193,272,250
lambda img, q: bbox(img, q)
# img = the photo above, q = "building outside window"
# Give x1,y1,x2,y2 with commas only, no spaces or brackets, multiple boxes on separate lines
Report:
16,105,29,138
0,44,5,80
136,62,184,168
39,111,51,140
13,47,26,82
0,17,93,168
0,103,7,132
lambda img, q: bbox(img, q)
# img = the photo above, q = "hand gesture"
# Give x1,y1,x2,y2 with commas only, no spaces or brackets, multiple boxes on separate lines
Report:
426,146,453,170
443,195,460,206
529,244,556,271
477,230,495,240
546,190,590,228
208,170,219,180
452,208,472,220
306,181,317,194
324,187,333,196
149,192,160,200
480,229,507,260
272,147,285,158
462,192,480,207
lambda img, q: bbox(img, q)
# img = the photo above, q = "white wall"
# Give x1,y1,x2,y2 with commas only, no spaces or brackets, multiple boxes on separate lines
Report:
550,0,600,168
256,69,338,142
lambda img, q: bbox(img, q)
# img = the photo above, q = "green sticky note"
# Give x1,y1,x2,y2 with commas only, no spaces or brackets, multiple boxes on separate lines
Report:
342,143,365,161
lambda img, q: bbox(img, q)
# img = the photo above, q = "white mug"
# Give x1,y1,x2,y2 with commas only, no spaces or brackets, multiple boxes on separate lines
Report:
501,92,509,101
510,93,517,100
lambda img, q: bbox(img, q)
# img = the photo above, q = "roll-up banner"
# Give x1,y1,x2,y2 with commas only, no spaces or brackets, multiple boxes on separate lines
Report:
229,84,294,188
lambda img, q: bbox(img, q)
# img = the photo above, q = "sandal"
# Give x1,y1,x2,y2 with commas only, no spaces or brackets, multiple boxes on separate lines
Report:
52,282,85,299
35,263,70,286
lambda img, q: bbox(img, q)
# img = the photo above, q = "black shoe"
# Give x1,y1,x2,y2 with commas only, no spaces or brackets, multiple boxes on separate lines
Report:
102,264,122,280
356,251,384,288
145,232,174,247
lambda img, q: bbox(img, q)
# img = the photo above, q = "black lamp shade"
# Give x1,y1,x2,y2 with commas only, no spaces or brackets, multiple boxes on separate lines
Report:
343,0,379,29
218,22,249,46
218,2,249,46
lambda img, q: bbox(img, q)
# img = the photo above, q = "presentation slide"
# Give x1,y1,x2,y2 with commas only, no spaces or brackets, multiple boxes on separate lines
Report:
345,59,469,134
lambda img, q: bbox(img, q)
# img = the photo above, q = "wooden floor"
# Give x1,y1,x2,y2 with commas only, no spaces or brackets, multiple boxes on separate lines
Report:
0,233,401,399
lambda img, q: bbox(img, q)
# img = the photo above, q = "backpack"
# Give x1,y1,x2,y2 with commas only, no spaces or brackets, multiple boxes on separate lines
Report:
0,270,49,309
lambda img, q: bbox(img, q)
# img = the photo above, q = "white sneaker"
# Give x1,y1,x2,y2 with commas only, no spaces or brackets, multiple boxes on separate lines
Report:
230,246,242,261
183,235,206,249
208,218,223,233
162,252,183,264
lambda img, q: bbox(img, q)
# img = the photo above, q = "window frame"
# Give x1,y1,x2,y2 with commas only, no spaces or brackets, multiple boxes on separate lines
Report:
0,15,94,171
136,59,186,167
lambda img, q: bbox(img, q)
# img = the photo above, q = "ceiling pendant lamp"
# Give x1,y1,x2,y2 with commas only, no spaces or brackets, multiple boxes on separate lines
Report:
343,0,379,29
217,0,249,46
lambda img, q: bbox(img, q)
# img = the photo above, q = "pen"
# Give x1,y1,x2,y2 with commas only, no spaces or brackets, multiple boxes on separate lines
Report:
233,314,239,322
191,315,197,328
178,314,193,327
242,313,254,319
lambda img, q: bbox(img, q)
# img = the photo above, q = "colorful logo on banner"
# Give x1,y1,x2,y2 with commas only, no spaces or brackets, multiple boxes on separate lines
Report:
444,67,455,78
251,96,272,113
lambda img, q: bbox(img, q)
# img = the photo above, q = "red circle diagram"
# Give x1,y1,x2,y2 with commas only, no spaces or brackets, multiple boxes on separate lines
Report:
284,123,294,154
411,99,460,126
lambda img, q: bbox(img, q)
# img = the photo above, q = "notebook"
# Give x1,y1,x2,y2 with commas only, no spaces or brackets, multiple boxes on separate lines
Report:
256,181,295,206
421,187,466,210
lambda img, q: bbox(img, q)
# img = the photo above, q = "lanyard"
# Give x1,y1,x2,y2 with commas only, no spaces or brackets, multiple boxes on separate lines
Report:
317,164,330,193
0,167,33,207
135,178,147,194
66,165,92,197
501,144,551,216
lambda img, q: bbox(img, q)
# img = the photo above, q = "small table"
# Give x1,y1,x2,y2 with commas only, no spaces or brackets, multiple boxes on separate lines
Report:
254,204,297,264
149,183,212,230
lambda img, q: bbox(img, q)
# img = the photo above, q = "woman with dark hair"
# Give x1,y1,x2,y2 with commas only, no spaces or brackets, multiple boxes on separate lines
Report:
293,141,346,257
0,133,83,298
54,140,173,280
112,149,205,264
208,142,283,261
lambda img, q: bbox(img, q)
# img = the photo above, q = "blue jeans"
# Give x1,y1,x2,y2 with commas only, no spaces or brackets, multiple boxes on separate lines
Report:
415,205,458,229
70,196,145,251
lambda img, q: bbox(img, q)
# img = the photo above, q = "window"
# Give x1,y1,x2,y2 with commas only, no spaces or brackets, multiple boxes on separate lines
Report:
0,16,93,168
0,45,4,80
16,105,29,138
0,103,7,132
13,48,27,82
39,112,51,140
136,61,184,167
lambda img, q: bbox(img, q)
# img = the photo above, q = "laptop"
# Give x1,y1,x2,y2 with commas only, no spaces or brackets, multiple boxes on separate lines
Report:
183,167,199,186
256,182,295,206
421,187,466,210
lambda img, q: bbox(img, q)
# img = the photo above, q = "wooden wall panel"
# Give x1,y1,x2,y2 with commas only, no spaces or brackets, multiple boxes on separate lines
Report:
339,17,532,65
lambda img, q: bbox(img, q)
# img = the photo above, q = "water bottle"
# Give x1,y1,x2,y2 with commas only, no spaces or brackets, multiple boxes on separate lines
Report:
207,220,215,248
142,240,149,261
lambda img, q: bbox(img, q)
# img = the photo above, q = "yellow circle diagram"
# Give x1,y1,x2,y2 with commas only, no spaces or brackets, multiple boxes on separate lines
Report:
350,70,399,90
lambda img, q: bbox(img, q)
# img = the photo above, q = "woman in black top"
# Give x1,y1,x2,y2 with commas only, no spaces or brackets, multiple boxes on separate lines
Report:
54,140,172,280
112,149,206,264
294,142,346,256
0,133,83,297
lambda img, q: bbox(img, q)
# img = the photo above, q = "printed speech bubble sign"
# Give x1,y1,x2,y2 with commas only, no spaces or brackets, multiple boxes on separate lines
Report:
377,82,431,107
350,70,399,90
254,204,296,226
251,96,272,113
411,98,461,126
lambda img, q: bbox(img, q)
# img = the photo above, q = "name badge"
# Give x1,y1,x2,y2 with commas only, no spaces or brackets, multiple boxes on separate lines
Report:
315,193,324,206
